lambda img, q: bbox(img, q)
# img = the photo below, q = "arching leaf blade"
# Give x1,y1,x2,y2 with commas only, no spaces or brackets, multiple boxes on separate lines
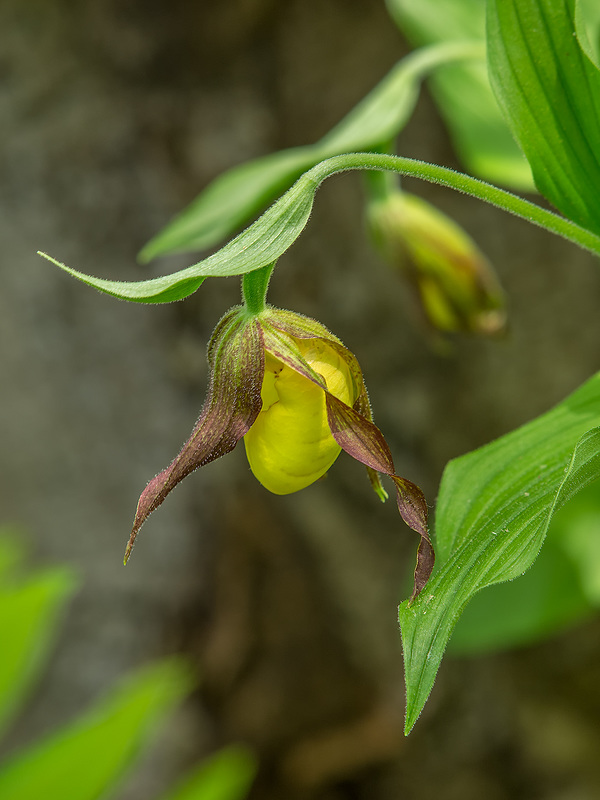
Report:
39,169,318,303
400,372,600,734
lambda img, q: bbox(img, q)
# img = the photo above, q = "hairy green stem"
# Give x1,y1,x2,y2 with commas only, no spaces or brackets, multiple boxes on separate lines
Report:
241,263,275,314
306,153,600,257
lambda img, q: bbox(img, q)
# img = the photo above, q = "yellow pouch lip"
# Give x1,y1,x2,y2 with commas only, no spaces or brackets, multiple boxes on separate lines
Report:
244,338,356,494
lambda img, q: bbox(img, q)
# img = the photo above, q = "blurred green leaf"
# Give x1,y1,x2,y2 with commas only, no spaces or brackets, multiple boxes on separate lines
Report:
386,0,533,190
314,45,460,155
0,567,77,738
487,0,600,234
556,483,600,606
400,372,600,733
0,658,194,800
575,0,600,68
0,533,25,581
138,148,316,263
160,745,256,800
140,42,480,261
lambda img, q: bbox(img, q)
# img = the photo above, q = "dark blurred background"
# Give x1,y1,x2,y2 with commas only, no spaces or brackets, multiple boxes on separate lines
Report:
2,1,600,798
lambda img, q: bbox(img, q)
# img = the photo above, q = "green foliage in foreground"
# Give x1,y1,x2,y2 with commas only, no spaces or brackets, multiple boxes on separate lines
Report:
0,532,256,800
400,374,600,733
450,479,600,655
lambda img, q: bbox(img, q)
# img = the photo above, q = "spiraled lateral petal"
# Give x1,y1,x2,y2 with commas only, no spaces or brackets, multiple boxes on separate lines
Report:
321,338,389,503
125,310,264,562
325,395,433,602
260,323,328,390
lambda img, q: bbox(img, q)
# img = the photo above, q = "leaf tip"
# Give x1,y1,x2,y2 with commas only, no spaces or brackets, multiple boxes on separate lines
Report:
137,242,155,265
403,709,419,736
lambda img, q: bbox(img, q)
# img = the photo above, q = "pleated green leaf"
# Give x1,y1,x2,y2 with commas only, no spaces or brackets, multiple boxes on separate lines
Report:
159,745,256,800
140,42,479,261
400,372,600,734
0,566,77,739
0,659,193,800
386,0,533,190
41,145,600,305
487,0,600,235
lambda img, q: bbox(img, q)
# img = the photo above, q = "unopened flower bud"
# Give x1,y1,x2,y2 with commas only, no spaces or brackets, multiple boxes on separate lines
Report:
368,191,506,336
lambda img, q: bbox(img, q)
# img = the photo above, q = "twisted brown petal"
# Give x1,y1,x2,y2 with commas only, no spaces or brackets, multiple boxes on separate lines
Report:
125,310,264,562
325,395,433,603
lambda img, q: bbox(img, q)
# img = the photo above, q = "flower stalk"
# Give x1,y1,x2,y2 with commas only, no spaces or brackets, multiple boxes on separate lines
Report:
241,263,275,315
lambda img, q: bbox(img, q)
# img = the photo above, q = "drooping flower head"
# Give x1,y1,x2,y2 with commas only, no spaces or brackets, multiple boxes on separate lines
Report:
126,305,433,601
368,190,506,337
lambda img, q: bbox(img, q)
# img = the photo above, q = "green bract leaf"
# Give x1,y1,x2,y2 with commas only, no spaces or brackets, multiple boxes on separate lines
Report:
159,745,256,800
0,659,194,800
399,372,600,734
0,567,77,738
41,152,600,305
487,0,600,235
140,42,482,260
386,0,533,190
38,162,325,302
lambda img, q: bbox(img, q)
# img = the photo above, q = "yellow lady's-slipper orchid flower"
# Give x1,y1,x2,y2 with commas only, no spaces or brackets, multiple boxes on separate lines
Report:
126,305,434,601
